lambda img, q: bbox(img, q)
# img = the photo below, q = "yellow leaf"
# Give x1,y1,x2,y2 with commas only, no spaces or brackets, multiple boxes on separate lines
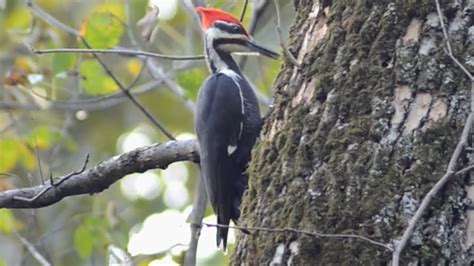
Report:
0,138,19,172
80,60,118,95
4,7,31,29
93,3,125,20
127,59,142,76
28,126,61,149
82,5,125,48
102,78,119,94
14,56,35,73
18,142,35,170
0,209,22,234
78,20,86,36
74,224,94,258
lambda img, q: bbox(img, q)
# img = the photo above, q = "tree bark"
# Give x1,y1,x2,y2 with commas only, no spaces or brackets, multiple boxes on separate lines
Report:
233,0,474,264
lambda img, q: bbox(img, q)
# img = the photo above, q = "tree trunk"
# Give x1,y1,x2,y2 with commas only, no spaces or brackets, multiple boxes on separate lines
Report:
233,0,474,264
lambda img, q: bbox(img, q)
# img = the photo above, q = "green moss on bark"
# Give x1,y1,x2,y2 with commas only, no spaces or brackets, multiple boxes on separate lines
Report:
232,0,474,265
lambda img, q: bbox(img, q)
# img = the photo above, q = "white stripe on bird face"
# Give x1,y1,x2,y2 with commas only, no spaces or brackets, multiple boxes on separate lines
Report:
205,24,248,45
204,21,251,55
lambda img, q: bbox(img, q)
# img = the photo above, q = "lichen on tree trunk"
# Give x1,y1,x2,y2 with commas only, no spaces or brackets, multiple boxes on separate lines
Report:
232,0,474,265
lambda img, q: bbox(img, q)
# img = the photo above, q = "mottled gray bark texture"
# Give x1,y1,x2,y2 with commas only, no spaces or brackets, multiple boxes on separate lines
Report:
233,0,474,265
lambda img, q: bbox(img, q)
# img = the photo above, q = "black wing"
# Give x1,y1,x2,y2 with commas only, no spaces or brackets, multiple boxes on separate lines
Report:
195,73,244,250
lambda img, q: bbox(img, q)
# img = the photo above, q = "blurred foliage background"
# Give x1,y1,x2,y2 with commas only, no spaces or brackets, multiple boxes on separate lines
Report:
0,0,294,265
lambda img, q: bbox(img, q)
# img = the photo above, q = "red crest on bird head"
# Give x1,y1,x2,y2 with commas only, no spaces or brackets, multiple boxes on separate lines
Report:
195,7,243,30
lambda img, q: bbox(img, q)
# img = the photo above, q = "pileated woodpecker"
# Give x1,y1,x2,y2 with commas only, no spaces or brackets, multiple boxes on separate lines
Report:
194,7,279,250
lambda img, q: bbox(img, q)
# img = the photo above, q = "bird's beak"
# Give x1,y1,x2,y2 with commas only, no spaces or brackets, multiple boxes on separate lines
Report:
245,40,279,59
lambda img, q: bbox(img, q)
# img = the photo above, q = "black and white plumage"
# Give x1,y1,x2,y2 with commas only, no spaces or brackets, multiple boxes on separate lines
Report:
194,7,278,250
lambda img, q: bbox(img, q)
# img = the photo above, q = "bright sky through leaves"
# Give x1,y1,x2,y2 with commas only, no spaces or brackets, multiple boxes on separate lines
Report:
149,0,178,20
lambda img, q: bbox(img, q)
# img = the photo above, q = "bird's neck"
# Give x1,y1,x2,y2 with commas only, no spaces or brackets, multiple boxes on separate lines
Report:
205,39,242,75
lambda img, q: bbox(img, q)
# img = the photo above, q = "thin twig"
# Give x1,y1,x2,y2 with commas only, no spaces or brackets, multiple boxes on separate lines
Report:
455,164,474,176
124,1,196,113
182,3,206,265
54,154,89,187
190,0,205,8
24,0,78,36
0,173,22,178
24,0,176,140
13,154,90,203
126,59,147,89
273,0,299,68
392,2,474,264
184,172,207,266
46,76,79,175
33,135,44,184
238,0,270,69
240,0,249,22
16,233,52,266
202,223,393,252
80,38,176,140
33,47,204,61
435,1,473,82
0,79,164,111
391,114,472,265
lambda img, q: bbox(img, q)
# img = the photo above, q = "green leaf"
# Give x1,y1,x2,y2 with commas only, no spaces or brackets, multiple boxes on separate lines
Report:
18,142,35,170
93,3,125,20
84,216,107,228
0,138,19,172
74,224,94,258
28,126,61,149
178,67,206,100
83,11,124,48
0,209,15,234
4,7,32,29
52,53,75,75
79,60,118,95
0,256,5,266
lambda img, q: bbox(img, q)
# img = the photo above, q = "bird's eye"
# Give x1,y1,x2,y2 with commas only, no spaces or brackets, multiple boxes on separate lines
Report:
232,25,241,33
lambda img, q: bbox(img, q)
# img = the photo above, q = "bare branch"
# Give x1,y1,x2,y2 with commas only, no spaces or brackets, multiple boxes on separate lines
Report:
80,38,176,140
238,0,271,69
202,223,393,252
33,47,204,61
273,0,299,68
184,172,207,266
145,59,196,113
0,140,199,209
435,1,473,82
391,2,474,264
14,154,90,203
125,1,196,114
239,0,249,22
247,0,271,36
190,0,205,8
24,0,78,36
392,114,473,265
16,233,52,266
24,0,176,140
0,79,163,111
455,164,474,176
33,135,45,183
